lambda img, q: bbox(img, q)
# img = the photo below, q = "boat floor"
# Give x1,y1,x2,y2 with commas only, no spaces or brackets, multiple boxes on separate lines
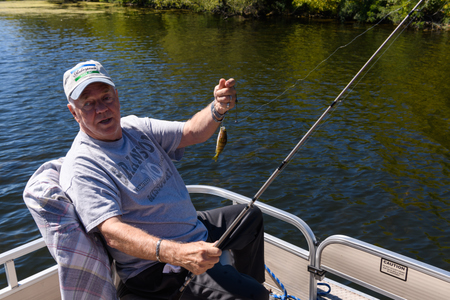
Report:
317,279,378,300
264,273,379,300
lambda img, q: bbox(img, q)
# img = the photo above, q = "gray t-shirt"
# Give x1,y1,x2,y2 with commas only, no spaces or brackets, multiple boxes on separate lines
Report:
60,115,208,281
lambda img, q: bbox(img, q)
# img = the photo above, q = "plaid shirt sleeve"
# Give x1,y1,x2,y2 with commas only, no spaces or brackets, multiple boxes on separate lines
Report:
23,158,118,300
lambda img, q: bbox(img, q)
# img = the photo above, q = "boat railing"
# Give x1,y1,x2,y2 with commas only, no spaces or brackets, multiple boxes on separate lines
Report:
186,185,320,300
316,234,450,299
0,238,47,287
0,238,59,299
1,185,320,300
186,185,318,258
2,185,450,300
187,186,450,300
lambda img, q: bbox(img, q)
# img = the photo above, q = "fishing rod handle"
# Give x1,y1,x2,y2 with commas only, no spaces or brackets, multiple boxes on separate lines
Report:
172,202,254,299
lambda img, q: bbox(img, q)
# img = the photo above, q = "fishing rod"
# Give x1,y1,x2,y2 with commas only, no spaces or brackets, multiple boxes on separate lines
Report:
171,1,424,298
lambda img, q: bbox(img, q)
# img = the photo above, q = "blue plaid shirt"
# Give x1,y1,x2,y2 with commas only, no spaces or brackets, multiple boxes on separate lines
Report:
24,158,118,300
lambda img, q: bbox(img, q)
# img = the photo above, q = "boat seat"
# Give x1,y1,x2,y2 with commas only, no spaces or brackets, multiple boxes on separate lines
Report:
23,158,147,300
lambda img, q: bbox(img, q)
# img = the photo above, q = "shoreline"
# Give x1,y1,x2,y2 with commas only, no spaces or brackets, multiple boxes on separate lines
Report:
0,1,448,31
0,1,132,15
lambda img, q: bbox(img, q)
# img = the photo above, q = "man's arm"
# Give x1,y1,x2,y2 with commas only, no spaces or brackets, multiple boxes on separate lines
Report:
98,216,222,275
178,78,237,149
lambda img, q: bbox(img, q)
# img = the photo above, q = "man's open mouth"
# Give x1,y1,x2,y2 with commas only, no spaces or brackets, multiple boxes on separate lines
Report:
99,118,112,124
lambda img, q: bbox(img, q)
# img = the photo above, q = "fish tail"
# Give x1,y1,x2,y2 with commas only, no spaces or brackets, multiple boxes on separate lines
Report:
213,153,219,162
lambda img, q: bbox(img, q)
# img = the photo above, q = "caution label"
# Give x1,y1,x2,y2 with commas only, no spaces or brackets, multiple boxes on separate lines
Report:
380,258,408,281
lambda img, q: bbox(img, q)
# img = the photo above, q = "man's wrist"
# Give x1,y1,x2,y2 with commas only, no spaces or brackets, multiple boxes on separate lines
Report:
211,100,226,122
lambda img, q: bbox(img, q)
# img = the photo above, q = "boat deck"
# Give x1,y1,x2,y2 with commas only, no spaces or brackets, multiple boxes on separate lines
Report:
317,279,378,300
264,264,379,300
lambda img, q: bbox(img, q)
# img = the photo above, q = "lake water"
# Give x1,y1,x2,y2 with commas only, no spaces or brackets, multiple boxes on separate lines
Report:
0,7,449,296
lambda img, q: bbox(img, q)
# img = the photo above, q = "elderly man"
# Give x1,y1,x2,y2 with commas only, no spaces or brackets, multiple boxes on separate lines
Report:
60,60,268,300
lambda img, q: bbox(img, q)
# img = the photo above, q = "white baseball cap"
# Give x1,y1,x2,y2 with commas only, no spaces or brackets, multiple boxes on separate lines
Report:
63,60,115,101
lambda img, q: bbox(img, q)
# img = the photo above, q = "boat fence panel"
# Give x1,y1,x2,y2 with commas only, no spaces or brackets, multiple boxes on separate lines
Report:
0,266,60,300
264,233,311,300
316,235,450,300
0,238,60,300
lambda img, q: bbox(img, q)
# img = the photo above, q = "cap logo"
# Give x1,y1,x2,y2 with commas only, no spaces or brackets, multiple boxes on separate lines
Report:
64,60,114,101
71,64,100,82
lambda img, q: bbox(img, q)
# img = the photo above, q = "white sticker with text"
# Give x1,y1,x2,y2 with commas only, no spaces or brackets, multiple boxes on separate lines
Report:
380,258,408,281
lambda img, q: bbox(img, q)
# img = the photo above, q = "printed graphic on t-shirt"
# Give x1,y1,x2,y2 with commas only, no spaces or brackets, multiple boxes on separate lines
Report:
117,135,155,180
114,134,173,202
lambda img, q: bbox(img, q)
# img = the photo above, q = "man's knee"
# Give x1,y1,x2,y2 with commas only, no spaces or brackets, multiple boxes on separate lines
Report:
248,282,270,300
246,205,263,223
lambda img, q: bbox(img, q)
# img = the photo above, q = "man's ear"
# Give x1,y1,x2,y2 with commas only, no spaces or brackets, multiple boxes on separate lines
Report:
67,103,80,123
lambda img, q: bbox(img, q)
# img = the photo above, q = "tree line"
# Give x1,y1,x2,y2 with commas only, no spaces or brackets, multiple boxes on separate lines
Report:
107,0,449,28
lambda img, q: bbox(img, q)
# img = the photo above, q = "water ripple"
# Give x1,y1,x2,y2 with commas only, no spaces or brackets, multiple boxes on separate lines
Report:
0,12,449,290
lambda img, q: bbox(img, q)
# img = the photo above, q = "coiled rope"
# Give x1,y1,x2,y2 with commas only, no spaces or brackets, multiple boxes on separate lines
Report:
265,265,331,299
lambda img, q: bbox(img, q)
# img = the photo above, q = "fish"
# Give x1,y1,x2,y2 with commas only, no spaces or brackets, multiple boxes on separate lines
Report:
213,126,227,162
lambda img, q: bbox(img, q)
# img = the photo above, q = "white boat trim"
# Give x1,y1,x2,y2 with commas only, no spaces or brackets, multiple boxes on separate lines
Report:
0,260,58,300
0,238,49,292
317,235,450,300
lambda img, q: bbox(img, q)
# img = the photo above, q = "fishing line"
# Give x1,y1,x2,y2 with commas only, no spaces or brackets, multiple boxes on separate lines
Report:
267,13,417,156
431,0,449,17
339,16,417,101
321,13,417,113
171,2,424,299
237,6,403,124
293,13,419,154
251,8,418,159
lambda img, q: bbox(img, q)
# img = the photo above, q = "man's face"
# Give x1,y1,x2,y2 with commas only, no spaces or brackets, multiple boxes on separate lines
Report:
68,82,122,142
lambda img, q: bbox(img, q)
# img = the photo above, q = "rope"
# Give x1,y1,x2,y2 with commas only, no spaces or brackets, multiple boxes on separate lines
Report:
265,265,331,300
317,283,331,297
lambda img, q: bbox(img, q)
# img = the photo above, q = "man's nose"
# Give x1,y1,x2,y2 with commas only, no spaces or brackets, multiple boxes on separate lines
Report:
95,100,108,114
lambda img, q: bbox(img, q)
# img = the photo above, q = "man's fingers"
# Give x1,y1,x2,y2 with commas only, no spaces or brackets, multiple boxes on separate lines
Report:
206,246,222,258
218,78,227,89
225,78,235,88
184,242,221,275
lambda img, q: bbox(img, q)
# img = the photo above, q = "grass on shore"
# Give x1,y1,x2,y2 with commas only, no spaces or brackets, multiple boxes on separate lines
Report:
0,0,128,15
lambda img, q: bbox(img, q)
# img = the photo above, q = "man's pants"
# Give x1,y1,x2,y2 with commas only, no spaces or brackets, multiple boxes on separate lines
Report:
120,204,269,300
